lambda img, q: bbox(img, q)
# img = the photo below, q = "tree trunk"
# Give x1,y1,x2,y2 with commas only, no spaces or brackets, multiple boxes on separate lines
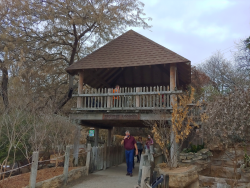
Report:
1,67,9,110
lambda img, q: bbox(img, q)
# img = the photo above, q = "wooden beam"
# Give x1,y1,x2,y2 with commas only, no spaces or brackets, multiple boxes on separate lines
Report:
106,68,125,86
77,70,84,108
89,70,111,88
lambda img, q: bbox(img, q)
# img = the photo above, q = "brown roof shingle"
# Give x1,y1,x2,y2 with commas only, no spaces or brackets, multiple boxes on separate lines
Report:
66,30,190,75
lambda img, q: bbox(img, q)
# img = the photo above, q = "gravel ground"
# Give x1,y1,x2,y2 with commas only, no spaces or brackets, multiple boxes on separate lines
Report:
66,162,139,188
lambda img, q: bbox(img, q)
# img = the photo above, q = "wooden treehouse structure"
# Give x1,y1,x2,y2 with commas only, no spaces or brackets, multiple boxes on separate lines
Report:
66,30,191,146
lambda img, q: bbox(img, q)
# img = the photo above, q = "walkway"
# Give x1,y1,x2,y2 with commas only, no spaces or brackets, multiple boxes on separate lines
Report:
66,162,139,188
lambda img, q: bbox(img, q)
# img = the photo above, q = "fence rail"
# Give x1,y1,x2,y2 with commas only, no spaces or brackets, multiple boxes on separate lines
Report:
73,86,182,110
89,145,125,173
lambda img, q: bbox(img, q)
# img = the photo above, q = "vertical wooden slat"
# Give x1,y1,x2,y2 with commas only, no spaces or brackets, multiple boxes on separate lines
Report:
101,88,103,108
125,87,127,108
160,86,162,108
121,87,124,108
146,87,148,107
142,87,145,107
104,88,107,108
156,86,159,107
87,89,90,109
139,87,142,108
153,87,156,108
133,87,136,108
167,86,170,108
150,87,152,107
84,88,87,108
163,86,166,108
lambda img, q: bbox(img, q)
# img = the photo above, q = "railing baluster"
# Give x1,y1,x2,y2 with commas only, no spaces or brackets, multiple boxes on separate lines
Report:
143,87,145,108
167,85,170,107
101,88,103,109
125,87,127,108
156,86,159,107
121,87,124,108
104,88,107,108
160,86,162,108
146,87,148,107
150,87,152,107
84,88,87,108
87,89,90,109
97,88,100,109
153,87,156,108
119,87,121,108
133,87,136,108
163,86,166,108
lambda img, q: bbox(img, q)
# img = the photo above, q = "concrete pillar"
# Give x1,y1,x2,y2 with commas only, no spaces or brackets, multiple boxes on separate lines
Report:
94,128,99,147
170,63,178,168
141,166,151,188
73,125,81,166
107,128,112,146
77,70,84,108
63,146,70,184
86,143,91,175
29,151,39,188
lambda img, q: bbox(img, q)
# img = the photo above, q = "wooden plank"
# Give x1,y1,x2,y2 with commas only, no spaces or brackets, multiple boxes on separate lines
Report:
153,87,156,108
160,86,162,108
149,87,152,107
103,143,107,170
77,71,84,108
156,86,159,107
73,90,182,97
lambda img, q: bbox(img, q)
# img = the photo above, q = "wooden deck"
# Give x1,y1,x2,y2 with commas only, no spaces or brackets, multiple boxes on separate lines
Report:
72,86,181,111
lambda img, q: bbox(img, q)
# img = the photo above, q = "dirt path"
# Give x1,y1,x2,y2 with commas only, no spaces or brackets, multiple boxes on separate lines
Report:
66,162,139,188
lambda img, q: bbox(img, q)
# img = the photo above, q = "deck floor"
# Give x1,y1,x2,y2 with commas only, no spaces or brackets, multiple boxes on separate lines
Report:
66,161,139,188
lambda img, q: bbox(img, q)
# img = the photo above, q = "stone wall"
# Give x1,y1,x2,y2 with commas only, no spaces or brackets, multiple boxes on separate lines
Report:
179,149,212,163
24,166,87,188
199,147,250,188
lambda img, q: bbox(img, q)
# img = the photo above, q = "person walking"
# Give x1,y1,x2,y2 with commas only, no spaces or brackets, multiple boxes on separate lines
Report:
136,137,143,163
113,85,120,107
146,134,154,150
121,130,138,177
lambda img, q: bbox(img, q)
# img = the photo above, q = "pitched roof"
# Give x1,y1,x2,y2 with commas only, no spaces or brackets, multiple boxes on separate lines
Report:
66,30,190,75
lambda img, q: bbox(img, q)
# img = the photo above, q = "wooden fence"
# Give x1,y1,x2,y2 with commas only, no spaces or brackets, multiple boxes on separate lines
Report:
73,86,182,110
89,144,125,173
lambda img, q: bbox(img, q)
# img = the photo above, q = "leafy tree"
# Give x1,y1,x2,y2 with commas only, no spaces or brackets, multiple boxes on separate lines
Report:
147,87,200,169
0,0,151,113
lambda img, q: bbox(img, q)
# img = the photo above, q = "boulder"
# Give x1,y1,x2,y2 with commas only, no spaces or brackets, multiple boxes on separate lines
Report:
159,165,199,188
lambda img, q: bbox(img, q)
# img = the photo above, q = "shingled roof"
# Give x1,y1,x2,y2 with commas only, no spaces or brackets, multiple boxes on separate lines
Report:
66,30,191,88
66,30,190,73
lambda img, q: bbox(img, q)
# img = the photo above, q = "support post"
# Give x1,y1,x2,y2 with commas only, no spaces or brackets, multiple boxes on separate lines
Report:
86,143,91,175
29,151,39,188
107,88,112,108
63,146,70,184
103,142,107,170
107,128,112,168
136,87,140,107
94,128,99,147
141,166,151,188
170,63,178,168
73,125,81,166
77,70,84,108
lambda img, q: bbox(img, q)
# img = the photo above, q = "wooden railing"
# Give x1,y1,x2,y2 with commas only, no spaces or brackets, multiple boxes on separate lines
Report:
72,86,182,111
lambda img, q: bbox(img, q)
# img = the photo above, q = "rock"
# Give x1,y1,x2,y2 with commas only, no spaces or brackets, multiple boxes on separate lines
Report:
207,151,213,157
180,153,188,156
195,153,202,156
182,160,193,163
187,155,194,160
202,155,208,159
47,163,55,168
193,156,203,160
180,156,187,160
198,149,209,154
159,165,199,188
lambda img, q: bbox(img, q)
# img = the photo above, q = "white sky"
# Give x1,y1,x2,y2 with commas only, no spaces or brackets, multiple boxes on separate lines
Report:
131,0,250,65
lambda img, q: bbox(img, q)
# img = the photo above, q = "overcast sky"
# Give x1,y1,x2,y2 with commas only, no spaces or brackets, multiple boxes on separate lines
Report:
131,0,250,66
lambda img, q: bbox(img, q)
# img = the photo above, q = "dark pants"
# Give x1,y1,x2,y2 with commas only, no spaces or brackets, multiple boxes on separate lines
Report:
125,149,134,174
137,149,143,162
